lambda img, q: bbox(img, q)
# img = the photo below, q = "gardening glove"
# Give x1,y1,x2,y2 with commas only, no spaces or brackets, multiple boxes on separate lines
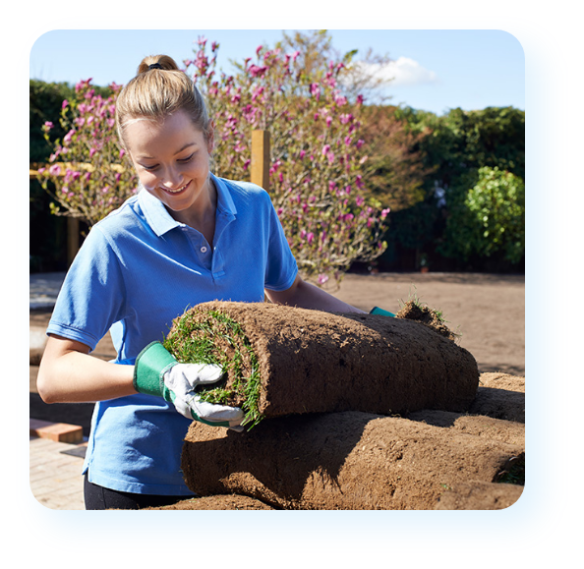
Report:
369,306,395,317
133,341,244,431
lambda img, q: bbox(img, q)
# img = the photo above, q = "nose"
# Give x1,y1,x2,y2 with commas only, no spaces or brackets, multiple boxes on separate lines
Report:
162,165,184,189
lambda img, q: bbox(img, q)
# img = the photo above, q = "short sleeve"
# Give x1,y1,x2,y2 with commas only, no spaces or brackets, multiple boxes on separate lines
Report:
263,194,298,292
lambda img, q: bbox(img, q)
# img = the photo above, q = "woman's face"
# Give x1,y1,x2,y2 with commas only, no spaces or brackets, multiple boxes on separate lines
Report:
123,110,214,222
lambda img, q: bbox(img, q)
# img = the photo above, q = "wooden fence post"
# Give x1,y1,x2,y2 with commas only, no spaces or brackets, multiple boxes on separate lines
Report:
67,218,80,266
30,165,81,266
251,130,270,191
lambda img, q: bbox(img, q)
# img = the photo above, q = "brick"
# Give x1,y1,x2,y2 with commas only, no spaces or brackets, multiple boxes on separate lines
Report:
30,419,83,444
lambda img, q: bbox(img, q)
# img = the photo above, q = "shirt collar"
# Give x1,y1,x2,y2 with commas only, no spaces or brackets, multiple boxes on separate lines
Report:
138,173,237,237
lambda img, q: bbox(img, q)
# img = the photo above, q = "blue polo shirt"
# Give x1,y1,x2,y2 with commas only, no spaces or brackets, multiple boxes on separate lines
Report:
47,174,298,495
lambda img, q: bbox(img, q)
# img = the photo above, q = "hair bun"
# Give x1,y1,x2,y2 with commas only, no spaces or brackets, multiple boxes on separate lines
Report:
137,55,180,75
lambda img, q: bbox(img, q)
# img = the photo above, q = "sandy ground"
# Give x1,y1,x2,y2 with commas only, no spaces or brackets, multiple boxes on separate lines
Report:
29,271,525,431
333,272,524,376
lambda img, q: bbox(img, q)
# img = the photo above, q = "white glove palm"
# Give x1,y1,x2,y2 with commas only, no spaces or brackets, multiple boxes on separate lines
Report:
163,363,244,430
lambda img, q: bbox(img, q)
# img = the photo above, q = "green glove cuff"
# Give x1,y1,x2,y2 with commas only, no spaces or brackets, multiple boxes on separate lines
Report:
370,306,395,317
133,341,178,398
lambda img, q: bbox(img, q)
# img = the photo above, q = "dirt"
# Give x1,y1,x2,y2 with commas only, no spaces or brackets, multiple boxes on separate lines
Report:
30,271,525,510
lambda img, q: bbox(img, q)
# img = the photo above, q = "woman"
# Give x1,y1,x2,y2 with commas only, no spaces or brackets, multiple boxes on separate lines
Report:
38,55,364,510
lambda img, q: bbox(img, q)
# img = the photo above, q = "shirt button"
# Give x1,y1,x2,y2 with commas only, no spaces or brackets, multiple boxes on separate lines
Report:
200,246,208,253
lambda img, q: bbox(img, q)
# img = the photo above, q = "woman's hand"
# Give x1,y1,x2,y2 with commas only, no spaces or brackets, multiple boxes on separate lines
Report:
134,342,244,430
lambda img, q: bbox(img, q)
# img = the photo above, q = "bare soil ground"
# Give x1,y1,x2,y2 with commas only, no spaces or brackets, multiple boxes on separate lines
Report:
30,271,525,510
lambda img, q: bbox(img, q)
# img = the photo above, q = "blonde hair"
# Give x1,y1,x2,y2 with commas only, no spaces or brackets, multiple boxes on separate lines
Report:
115,55,212,149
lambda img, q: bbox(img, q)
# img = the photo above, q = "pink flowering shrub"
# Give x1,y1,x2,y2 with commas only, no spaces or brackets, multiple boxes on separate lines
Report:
36,79,138,227
38,37,389,287
186,38,388,287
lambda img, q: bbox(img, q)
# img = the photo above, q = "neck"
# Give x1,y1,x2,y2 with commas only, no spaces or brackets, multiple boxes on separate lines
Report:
173,176,217,242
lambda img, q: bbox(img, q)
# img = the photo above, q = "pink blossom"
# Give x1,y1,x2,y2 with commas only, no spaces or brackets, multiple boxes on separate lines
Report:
48,164,60,177
292,51,300,62
63,129,75,144
326,116,332,128
322,144,331,156
344,136,352,146
356,196,365,207
356,94,364,105
307,232,314,245
251,86,264,102
356,139,365,150
249,64,268,77
299,150,306,159
318,274,329,285
62,99,69,110
309,83,321,100
43,121,53,130
381,208,391,218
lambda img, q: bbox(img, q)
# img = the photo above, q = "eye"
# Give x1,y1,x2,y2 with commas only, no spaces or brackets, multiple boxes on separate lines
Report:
178,153,195,163
141,163,159,172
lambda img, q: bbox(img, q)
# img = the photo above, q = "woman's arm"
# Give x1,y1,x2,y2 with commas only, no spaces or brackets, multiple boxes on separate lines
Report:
265,274,366,314
37,334,137,404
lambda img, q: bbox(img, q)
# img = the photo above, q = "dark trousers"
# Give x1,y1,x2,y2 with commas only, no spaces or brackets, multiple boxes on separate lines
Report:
83,472,193,510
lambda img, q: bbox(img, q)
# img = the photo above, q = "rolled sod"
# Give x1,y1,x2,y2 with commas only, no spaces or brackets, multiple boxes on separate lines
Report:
181,411,524,510
164,301,480,427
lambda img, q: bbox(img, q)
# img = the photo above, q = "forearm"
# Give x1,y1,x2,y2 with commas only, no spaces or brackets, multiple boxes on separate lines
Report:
37,336,136,404
267,276,365,314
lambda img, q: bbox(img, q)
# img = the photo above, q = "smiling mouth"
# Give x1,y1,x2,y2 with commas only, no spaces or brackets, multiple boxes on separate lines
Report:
163,180,190,194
